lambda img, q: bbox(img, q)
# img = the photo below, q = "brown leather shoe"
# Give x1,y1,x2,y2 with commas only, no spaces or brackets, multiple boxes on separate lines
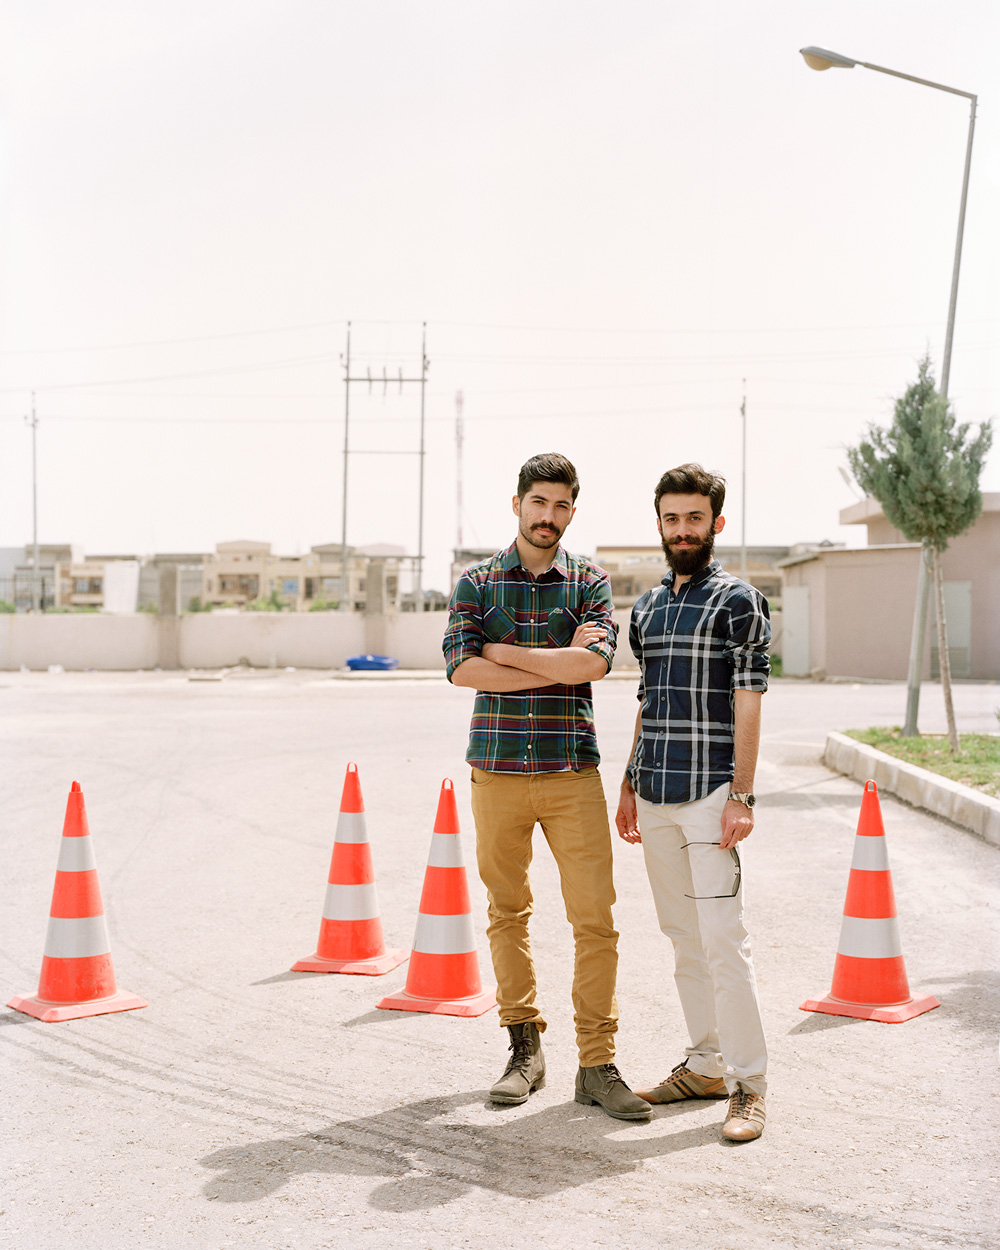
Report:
636,1061,728,1103
575,1064,651,1121
490,1023,545,1105
721,1088,766,1141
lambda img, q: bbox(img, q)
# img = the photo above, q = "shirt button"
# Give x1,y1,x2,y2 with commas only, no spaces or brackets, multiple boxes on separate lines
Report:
528,712,534,718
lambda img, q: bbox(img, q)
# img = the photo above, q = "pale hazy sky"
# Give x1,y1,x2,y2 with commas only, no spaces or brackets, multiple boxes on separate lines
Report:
2,1,997,593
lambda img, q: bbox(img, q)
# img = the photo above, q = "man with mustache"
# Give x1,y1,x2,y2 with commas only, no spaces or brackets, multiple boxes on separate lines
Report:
615,463,771,1142
444,453,649,1122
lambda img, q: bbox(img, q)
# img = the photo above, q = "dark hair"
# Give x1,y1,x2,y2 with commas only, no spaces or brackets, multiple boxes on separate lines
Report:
517,453,580,501
654,462,726,519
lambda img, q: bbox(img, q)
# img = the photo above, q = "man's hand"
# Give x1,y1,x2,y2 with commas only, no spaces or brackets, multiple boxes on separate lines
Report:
570,621,606,649
719,798,754,850
615,781,641,844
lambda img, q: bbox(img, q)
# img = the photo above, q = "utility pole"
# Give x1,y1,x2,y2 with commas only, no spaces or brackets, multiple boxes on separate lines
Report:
25,394,40,612
415,323,428,605
740,382,747,582
455,389,464,552
339,323,352,611
340,323,429,612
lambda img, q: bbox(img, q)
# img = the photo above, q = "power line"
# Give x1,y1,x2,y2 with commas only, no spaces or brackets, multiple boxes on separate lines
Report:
3,314,997,355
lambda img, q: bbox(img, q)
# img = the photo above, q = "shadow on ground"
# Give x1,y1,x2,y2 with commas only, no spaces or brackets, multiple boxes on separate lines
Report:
199,1092,714,1209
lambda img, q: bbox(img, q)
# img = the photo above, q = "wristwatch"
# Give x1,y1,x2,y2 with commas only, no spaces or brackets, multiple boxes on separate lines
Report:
728,792,756,808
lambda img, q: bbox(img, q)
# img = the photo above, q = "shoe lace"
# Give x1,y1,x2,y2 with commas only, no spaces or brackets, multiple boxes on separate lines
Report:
503,1036,532,1077
596,1063,629,1088
666,1061,691,1083
728,1089,754,1118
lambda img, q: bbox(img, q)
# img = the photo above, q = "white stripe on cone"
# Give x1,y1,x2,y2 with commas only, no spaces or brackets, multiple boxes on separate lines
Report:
413,912,476,955
56,835,98,873
332,812,368,845
426,833,466,869
837,916,904,960
850,838,891,872
44,915,112,959
321,882,380,922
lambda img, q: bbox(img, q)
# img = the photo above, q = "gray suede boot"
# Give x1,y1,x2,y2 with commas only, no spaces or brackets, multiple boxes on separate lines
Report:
575,1063,651,1121
489,1023,545,1105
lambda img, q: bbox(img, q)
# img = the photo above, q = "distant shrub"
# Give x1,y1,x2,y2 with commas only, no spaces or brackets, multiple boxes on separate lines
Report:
245,590,287,612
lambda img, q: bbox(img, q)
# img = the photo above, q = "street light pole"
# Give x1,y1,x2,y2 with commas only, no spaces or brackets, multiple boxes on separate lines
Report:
740,381,747,582
799,47,977,736
25,393,40,612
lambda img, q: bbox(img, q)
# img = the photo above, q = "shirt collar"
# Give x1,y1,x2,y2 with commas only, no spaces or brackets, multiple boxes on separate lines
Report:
502,540,569,580
661,558,721,591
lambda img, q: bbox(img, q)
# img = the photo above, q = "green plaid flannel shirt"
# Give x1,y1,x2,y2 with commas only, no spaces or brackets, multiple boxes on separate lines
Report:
443,542,618,772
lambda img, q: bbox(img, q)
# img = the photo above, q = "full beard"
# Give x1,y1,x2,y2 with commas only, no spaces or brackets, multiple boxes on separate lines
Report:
662,531,715,575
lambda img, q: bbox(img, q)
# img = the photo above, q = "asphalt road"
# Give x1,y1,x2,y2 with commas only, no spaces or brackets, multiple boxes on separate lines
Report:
2,671,998,1250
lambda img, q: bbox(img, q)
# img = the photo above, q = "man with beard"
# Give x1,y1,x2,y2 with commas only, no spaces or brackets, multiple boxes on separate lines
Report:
444,452,650,1122
615,462,771,1142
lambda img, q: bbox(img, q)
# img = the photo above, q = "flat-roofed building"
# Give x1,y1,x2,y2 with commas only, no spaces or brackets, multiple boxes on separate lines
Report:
779,494,1000,679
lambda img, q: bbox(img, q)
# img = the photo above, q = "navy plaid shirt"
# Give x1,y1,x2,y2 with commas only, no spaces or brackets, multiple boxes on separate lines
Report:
626,560,770,804
443,542,618,772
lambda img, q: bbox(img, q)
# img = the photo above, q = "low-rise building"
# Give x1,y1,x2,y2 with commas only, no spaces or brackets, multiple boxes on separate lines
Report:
203,540,409,612
779,494,1000,680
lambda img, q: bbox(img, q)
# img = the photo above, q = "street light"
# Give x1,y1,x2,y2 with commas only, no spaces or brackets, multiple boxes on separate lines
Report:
799,45,977,736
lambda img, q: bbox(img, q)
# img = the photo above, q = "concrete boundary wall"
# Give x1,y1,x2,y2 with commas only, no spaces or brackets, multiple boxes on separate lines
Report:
823,730,1000,847
0,611,450,672
0,613,160,671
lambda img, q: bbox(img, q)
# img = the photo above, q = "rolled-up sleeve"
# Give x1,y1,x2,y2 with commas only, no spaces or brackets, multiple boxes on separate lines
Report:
726,589,771,691
443,573,483,682
580,571,617,673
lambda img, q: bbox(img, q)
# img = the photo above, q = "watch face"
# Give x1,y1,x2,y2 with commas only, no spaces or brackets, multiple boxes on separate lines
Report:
746,794,756,809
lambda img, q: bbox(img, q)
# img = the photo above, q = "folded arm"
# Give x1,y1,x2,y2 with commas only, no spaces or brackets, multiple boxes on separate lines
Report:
449,655,559,691
478,621,609,686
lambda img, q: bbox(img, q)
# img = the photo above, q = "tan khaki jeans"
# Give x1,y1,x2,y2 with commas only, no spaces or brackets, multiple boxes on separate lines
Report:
470,766,619,1066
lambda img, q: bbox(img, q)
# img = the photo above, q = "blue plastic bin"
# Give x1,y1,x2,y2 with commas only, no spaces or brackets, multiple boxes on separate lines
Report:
345,654,399,672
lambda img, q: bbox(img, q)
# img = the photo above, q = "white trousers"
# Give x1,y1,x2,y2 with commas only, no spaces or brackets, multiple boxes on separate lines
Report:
636,784,767,1097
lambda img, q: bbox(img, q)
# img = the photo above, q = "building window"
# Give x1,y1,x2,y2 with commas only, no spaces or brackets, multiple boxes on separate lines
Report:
281,578,299,594
75,578,102,594
219,575,259,596
321,577,339,594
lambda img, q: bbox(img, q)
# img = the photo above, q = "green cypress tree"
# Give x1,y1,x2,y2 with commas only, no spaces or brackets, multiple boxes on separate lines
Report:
848,355,992,751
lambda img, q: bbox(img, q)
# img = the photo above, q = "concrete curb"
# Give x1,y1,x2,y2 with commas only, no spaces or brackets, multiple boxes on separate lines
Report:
823,730,1000,848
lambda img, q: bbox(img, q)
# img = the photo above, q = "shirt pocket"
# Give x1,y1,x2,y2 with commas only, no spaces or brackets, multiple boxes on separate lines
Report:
483,606,518,643
547,606,580,648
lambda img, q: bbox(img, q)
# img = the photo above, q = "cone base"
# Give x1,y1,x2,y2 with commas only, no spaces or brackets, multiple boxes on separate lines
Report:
376,985,497,1018
799,991,940,1023
291,949,408,976
7,989,147,1023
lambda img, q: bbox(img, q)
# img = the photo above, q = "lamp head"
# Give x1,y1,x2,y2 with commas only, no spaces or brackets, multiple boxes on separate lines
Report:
800,46,858,71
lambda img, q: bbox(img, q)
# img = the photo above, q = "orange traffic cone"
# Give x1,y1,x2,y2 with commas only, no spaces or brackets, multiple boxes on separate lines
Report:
292,763,407,976
800,780,940,1023
8,782,147,1022
377,779,496,1017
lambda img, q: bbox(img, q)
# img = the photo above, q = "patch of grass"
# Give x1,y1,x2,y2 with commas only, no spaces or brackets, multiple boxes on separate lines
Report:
845,726,1000,798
